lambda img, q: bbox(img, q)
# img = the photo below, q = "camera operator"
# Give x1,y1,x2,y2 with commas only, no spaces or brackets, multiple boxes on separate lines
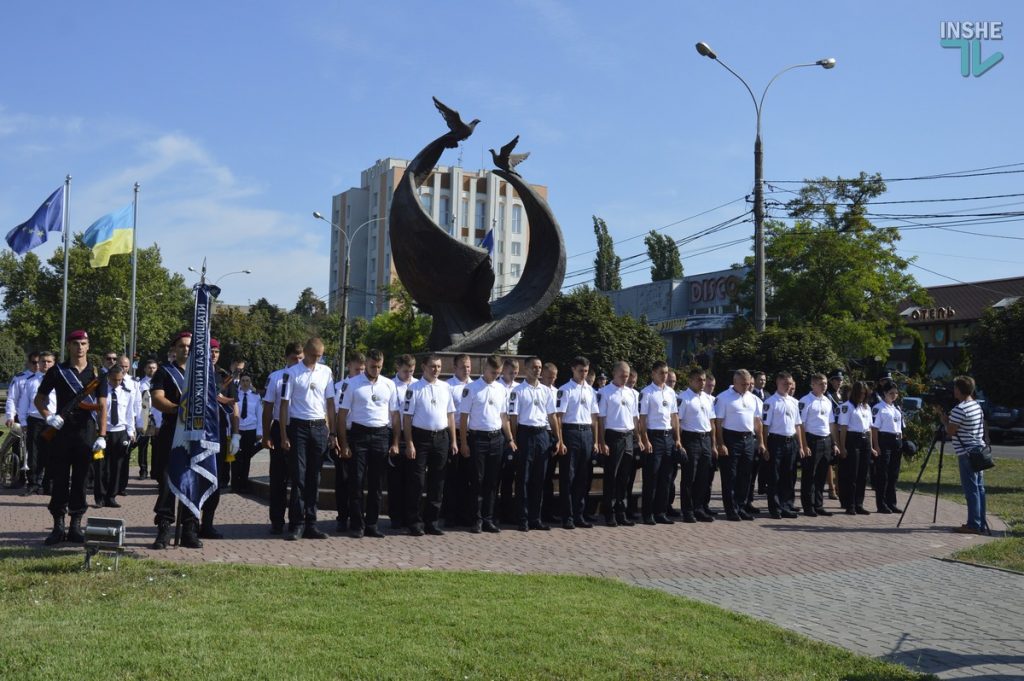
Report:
940,376,988,534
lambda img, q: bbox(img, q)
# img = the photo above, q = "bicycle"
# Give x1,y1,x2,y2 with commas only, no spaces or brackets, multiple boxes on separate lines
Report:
0,423,26,489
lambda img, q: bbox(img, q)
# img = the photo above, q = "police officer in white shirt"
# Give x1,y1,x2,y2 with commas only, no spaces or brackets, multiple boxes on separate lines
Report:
24,351,57,496
98,363,136,509
761,372,804,519
509,357,565,531
231,374,262,493
337,348,400,538
136,358,159,481
5,351,39,491
597,362,641,526
798,373,840,517
677,367,716,522
388,354,417,530
260,341,303,535
279,338,339,541
113,355,141,496
837,381,875,515
870,378,904,514
459,355,517,533
638,361,681,525
619,368,644,521
402,354,457,536
539,361,561,523
443,353,473,527
331,352,365,533
555,356,600,529
496,358,520,523
713,369,767,521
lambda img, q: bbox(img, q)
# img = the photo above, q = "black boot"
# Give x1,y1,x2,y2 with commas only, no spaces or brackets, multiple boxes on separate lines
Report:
44,515,66,546
66,515,86,544
180,520,204,549
152,523,171,550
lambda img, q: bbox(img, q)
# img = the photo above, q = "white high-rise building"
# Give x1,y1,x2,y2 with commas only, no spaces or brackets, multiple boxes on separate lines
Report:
328,158,547,318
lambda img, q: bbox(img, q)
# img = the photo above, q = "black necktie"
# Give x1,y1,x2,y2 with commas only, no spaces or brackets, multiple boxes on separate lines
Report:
241,392,248,419
111,388,119,426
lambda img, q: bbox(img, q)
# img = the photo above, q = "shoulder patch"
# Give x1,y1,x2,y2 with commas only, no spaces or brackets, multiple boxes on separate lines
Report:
798,401,806,411
557,390,564,399
462,387,470,398
509,392,517,402
841,404,848,413
872,407,879,416
595,393,602,404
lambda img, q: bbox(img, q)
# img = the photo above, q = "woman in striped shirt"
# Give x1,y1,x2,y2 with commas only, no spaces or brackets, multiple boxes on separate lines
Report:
942,375,988,534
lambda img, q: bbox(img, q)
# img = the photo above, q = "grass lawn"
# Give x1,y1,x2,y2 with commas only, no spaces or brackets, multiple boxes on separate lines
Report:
898,451,1024,572
0,549,928,681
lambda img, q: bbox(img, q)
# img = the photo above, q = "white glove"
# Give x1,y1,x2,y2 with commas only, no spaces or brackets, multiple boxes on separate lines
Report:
92,436,106,452
46,414,64,430
230,433,241,455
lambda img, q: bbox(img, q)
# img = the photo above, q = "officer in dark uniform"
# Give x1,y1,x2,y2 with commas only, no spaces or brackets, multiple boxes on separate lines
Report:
203,339,240,540
35,330,108,545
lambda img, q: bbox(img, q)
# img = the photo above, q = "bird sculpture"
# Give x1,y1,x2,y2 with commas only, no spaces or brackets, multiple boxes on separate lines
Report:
489,135,530,176
433,96,480,148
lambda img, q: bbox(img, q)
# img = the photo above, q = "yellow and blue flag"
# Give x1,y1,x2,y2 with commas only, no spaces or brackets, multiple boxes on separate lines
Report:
5,187,64,255
82,204,133,268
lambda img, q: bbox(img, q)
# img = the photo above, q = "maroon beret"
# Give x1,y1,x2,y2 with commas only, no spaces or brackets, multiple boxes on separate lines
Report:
67,329,88,341
210,338,220,349
172,331,192,343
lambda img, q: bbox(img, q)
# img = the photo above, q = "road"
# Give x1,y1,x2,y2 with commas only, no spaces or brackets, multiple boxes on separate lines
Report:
990,442,1024,460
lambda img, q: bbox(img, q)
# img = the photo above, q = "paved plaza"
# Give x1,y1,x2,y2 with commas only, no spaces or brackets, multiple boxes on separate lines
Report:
2,454,1020,680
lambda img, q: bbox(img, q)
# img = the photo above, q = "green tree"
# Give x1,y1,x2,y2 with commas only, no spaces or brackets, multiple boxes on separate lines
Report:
359,283,430,365
643,230,683,281
593,216,621,291
908,331,927,378
738,172,928,360
0,237,192,359
519,286,665,378
713,325,843,394
966,299,1024,405
0,329,25,382
292,287,327,318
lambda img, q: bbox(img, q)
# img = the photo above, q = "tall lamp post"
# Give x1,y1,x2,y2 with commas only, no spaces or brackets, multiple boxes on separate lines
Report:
313,211,387,371
696,41,835,332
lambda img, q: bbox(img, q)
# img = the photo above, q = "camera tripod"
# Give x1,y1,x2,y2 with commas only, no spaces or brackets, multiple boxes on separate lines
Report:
897,421,990,535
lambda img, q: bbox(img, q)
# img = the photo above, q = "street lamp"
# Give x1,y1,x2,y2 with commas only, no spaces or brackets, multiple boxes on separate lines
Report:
214,269,252,286
313,211,388,370
696,41,835,332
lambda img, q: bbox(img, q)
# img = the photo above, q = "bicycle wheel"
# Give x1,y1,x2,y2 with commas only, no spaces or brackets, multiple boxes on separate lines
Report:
0,451,18,488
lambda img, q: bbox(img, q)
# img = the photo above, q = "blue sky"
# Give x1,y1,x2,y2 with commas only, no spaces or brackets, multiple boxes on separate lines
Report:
0,1,1021,308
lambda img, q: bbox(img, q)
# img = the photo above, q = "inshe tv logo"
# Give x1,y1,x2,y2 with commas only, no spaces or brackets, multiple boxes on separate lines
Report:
940,21,1004,77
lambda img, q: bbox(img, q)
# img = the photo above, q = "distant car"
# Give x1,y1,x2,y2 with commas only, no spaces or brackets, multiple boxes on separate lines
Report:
900,396,923,420
987,404,1024,441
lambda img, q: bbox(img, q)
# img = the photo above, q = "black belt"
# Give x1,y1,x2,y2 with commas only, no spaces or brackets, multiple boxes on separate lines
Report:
411,426,448,435
350,423,389,433
563,423,592,431
724,429,754,438
647,429,671,435
806,433,830,440
606,428,632,436
846,431,868,438
518,424,547,432
768,433,796,441
682,430,711,437
878,431,902,439
469,429,502,437
290,418,326,426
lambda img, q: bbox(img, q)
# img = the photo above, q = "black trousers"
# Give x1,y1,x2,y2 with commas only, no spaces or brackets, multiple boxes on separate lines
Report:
561,425,593,521
839,431,870,510
873,432,902,510
48,420,95,518
333,428,350,525
642,430,675,518
542,434,559,521
705,453,718,511
802,434,832,511
346,424,390,530
766,434,798,513
467,430,504,525
286,419,328,528
598,430,630,516
719,430,755,515
388,442,408,527
681,431,713,514
514,426,550,524
442,431,471,526
26,416,46,488
152,428,176,525
136,434,152,473
267,421,288,527
102,431,131,504
621,440,641,516
230,429,260,492
406,427,449,528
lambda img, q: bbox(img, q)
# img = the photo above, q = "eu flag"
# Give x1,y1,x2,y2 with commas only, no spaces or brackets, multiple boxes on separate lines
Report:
5,187,64,255
479,228,494,255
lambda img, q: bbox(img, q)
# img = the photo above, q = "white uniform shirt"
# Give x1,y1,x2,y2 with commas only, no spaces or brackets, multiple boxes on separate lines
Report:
121,375,143,430
713,389,762,433
799,393,836,437
105,380,138,435
24,371,55,419
556,379,599,425
498,376,519,396
677,388,714,433
4,370,32,423
403,378,455,431
340,373,399,428
237,388,261,432
283,362,336,421
393,376,414,402
510,381,555,428
639,383,678,431
459,378,507,431
597,383,638,432
263,367,289,426
871,402,903,436
838,401,872,433
762,393,802,437
335,376,361,429
447,376,471,414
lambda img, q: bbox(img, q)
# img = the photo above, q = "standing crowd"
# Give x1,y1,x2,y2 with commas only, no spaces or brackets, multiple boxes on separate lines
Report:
6,329,989,545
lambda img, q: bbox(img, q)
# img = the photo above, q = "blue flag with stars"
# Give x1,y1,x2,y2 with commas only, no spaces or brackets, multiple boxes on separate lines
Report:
5,187,64,255
479,228,494,255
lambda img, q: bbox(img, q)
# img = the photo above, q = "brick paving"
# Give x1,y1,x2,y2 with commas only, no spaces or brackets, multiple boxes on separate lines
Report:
1,452,1019,679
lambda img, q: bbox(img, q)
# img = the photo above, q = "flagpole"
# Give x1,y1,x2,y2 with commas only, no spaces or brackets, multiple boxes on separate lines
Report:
128,183,140,366
59,175,72,362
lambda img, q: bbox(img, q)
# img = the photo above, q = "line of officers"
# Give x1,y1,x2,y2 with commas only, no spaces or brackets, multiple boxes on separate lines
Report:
249,339,908,541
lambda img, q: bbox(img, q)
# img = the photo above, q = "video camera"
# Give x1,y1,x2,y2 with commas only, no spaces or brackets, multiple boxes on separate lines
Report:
922,385,957,412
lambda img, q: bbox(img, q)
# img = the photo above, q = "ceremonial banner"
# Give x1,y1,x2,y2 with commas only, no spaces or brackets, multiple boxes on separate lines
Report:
167,283,220,519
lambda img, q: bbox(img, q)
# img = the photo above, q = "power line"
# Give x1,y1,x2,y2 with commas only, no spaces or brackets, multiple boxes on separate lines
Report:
765,161,1024,184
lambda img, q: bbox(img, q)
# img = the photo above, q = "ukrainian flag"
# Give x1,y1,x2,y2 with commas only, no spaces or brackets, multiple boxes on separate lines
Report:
82,204,133,268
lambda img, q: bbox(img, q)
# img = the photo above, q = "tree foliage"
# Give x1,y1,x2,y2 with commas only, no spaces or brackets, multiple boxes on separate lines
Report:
0,237,192,359
966,299,1024,405
643,230,683,281
908,331,927,378
592,216,621,292
738,172,928,361
0,329,25,383
292,287,327,318
713,325,843,394
519,286,665,378
359,282,430,365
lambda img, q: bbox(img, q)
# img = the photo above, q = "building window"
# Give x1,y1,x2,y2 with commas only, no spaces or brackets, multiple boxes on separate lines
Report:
512,205,523,234
420,193,433,215
476,201,486,229
440,196,450,230
461,199,469,228
511,241,521,257
511,263,521,278
498,263,504,275
497,241,504,254
498,201,506,235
